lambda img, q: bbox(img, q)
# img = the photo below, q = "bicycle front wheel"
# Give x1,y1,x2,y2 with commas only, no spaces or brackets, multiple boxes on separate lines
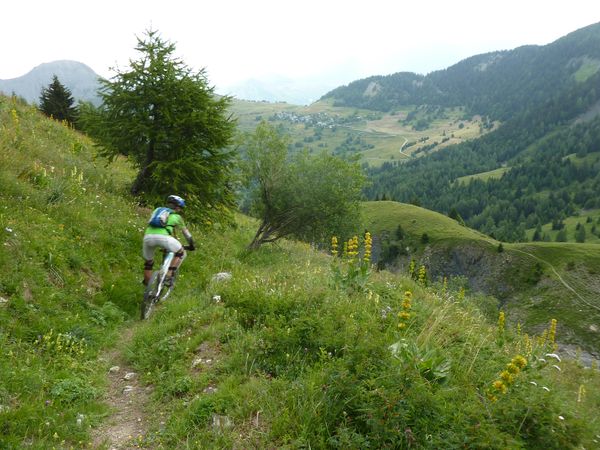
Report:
160,271,178,302
141,272,160,320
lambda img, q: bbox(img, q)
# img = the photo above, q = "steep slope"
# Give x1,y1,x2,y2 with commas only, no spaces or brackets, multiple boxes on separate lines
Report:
0,60,102,105
0,95,144,448
357,22,600,242
2,95,600,448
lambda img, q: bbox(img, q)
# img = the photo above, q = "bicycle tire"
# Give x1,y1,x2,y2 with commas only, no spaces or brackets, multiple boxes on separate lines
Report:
141,272,160,320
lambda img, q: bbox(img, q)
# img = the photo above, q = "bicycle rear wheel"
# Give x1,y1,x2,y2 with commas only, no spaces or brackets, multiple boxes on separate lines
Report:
141,272,160,319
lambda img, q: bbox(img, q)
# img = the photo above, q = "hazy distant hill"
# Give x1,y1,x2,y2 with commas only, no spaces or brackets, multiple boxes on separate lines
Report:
0,60,102,105
221,75,340,105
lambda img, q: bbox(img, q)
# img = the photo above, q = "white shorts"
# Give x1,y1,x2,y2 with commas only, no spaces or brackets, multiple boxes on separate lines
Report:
143,234,183,261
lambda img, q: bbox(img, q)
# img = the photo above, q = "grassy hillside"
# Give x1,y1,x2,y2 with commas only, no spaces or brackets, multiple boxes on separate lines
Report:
525,209,600,244
2,96,600,449
0,96,146,447
362,201,600,356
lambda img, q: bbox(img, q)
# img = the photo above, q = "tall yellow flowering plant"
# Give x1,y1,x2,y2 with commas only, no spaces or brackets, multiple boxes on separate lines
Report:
330,231,373,292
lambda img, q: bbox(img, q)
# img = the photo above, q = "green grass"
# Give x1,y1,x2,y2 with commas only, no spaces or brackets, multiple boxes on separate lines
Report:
2,95,600,449
456,166,510,184
525,209,600,244
363,200,495,243
0,96,146,448
573,57,600,83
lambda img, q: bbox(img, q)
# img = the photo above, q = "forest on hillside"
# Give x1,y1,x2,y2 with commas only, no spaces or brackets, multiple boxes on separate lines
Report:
319,23,600,242
364,72,600,242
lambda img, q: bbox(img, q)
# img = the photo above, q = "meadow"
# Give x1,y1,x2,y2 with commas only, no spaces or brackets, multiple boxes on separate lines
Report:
1,95,600,449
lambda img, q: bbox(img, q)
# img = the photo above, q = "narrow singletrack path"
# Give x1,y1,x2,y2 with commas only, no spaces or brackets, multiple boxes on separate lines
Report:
91,326,152,450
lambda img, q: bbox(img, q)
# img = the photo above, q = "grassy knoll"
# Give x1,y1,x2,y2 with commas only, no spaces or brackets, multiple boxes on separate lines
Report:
362,200,495,244
2,96,600,448
362,200,600,356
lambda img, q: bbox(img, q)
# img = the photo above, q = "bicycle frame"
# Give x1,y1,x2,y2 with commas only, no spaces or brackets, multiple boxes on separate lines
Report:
155,250,175,295
141,250,176,319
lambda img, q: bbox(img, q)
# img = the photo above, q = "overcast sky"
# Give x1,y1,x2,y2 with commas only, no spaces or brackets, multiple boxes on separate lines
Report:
3,0,600,91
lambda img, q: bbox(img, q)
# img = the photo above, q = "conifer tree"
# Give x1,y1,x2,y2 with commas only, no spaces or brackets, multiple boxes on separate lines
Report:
575,225,586,243
80,29,236,223
39,75,78,124
532,225,542,241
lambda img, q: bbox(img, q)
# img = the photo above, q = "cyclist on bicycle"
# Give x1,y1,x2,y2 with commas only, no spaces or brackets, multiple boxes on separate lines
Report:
142,195,195,286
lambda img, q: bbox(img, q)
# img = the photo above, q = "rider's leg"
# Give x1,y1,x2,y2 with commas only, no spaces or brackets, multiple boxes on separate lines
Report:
142,235,158,286
169,247,187,277
143,259,154,285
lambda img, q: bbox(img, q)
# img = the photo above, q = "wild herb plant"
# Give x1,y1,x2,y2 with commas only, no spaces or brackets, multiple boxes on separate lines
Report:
330,231,372,292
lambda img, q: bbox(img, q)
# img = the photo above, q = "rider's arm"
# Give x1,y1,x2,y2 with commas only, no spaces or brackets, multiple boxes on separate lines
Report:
182,227,195,250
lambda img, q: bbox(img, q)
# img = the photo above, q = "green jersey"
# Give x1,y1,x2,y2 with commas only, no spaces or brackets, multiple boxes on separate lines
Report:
144,211,186,236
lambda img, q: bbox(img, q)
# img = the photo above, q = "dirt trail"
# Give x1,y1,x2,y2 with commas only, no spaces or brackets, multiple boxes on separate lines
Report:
91,326,152,450
511,248,600,313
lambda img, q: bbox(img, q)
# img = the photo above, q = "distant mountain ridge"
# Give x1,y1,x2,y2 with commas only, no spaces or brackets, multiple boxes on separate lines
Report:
322,21,600,120
0,60,102,105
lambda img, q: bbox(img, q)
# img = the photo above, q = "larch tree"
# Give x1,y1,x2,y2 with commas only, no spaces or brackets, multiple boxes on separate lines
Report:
81,29,236,223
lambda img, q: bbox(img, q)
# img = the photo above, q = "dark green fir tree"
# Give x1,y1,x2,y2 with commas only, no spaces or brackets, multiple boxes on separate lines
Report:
39,75,78,124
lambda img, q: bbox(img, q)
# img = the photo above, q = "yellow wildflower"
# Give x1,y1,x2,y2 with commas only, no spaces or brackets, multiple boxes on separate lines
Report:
512,355,527,369
506,363,520,374
498,311,505,332
500,371,515,385
548,319,557,347
492,380,507,394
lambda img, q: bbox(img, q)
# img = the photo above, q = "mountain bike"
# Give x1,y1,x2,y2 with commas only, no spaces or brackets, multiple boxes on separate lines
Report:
141,246,193,320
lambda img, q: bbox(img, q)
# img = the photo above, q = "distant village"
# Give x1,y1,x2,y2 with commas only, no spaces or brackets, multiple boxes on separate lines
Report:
269,110,382,128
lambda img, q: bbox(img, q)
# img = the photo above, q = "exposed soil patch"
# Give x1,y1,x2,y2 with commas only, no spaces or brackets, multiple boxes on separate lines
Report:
92,327,152,450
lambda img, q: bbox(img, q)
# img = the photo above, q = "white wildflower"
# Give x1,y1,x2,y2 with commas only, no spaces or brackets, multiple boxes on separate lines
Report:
558,415,565,421
542,386,550,392
552,365,561,371
546,353,562,362
529,381,538,386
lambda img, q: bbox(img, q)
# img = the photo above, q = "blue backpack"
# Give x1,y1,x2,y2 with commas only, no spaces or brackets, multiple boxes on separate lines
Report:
148,207,173,228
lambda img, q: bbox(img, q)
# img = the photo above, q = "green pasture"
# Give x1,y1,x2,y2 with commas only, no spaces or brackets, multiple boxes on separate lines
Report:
456,166,510,184
525,209,600,244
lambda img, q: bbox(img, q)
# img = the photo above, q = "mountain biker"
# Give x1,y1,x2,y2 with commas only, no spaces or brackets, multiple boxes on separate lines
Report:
142,195,195,286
